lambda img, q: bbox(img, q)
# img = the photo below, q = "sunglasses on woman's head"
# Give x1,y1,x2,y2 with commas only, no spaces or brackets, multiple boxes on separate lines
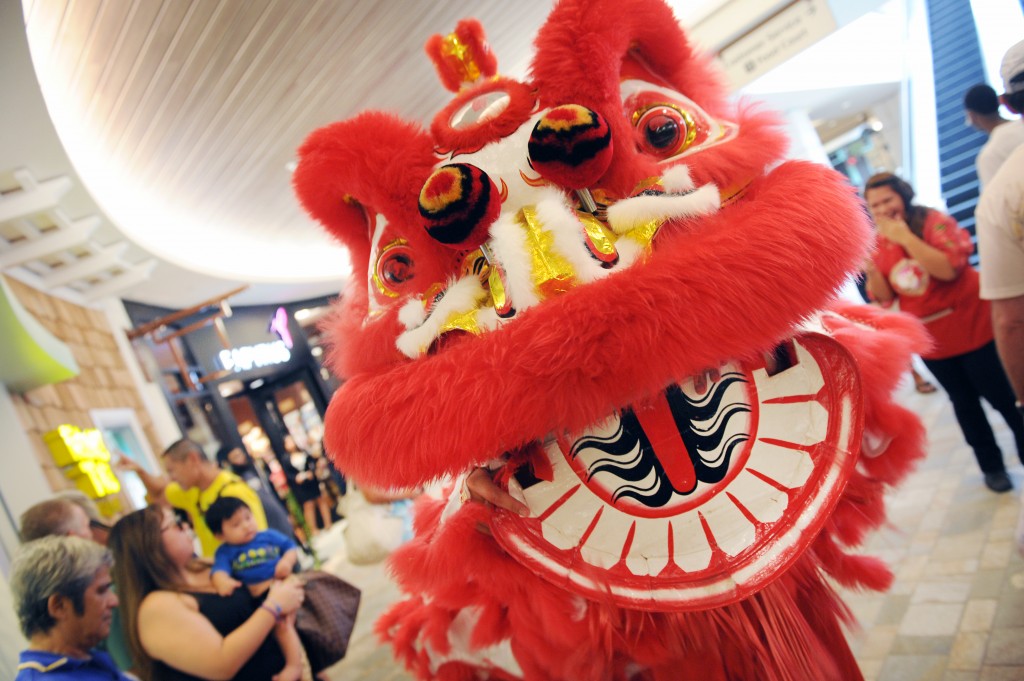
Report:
162,512,191,532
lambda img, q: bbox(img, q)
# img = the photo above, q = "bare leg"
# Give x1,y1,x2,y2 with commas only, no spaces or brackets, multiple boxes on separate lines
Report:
303,500,318,536
317,494,334,531
271,613,305,681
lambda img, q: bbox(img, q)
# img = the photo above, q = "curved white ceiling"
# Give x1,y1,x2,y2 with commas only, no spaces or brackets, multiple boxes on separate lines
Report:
20,0,737,291
21,0,366,284
20,0,913,303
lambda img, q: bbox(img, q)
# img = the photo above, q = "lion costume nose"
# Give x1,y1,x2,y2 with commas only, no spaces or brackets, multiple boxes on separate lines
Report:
418,163,500,249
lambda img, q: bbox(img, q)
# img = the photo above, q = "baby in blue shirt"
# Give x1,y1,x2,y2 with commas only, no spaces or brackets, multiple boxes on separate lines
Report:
206,497,302,681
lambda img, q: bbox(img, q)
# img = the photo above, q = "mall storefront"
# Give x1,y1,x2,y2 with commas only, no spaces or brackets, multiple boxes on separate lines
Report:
123,294,342,487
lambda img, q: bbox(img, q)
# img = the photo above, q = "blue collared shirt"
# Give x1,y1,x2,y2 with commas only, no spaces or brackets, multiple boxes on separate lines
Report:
15,649,135,680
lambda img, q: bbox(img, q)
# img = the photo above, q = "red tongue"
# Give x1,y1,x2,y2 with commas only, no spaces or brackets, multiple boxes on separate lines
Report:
632,392,697,494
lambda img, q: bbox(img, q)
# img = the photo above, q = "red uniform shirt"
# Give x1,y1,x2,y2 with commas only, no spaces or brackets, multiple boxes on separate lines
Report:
871,209,992,360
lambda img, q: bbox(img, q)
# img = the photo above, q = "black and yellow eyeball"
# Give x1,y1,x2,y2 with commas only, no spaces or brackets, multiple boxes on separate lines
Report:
527,105,612,189
419,163,500,249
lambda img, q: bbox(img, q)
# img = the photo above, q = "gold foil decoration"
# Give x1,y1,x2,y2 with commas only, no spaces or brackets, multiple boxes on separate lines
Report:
488,266,513,317
626,219,664,249
421,282,447,315
577,212,618,264
719,180,751,208
417,279,491,355
440,33,481,83
631,176,665,194
679,108,698,150
438,307,483,338
519,206,577,298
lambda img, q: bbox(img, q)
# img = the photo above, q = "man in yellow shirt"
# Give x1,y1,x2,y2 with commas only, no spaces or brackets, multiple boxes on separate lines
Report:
123,438,266,557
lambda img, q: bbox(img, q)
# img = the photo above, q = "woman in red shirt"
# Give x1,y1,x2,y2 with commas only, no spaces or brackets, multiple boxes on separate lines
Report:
863,173,1024,492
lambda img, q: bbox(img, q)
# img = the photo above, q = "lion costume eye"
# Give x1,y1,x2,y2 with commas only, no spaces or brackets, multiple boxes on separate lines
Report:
622,80,736,161
635,105,693,157
372,240,416,298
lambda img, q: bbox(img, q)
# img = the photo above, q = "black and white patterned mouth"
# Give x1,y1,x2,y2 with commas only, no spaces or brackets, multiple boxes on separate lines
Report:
571,371,750,509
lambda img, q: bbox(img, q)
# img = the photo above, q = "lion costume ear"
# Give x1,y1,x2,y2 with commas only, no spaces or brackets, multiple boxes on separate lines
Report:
293,112,439,274
530,0,724,114
425,18,497,93
527,0,739,196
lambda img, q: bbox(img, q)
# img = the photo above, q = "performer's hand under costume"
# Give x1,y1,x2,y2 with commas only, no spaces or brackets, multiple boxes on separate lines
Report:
465,467,529,517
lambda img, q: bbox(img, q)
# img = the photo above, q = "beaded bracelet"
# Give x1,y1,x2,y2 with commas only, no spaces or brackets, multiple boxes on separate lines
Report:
259,602,283,623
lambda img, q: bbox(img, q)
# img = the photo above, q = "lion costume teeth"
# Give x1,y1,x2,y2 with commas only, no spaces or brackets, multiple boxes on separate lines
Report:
293,1,929,678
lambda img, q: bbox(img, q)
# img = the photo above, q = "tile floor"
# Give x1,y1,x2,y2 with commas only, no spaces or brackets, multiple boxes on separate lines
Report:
320,373,1024,681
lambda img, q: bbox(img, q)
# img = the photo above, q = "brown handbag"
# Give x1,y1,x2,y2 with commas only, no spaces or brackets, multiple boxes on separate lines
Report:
294,570,362,672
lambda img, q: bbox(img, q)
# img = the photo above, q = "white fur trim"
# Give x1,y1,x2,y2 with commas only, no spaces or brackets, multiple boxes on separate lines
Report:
398,297,427,329
476,305,501,332
606,183,721,235
614,236,646,268
532,195,609,284
488,211,542,313
395,276,488,358
660,164,695,193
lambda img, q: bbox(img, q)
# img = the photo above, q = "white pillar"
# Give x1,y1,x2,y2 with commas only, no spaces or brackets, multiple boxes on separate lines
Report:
781,109,832,165
969,0,1024,93
0,383,52,675
904,0,944,210
0,388,55,540
0,567,25,678
775,109,866,303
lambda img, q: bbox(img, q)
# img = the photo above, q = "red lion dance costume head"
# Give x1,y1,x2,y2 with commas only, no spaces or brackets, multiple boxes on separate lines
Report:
294,1,929,679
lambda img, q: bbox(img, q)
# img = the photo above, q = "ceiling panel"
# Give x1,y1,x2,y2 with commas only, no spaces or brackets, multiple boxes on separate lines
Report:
21,0,570,285
20,0,898,309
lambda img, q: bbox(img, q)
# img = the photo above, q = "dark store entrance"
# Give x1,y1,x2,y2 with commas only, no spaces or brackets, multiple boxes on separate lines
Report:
227,368,327,470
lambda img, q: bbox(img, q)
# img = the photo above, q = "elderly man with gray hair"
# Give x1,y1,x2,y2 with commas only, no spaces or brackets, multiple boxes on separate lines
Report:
18,498,93,543
10,535,135,680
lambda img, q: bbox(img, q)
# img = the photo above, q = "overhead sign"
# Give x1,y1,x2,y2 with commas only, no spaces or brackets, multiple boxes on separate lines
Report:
717,0,836,90
268,306,294,349
43,424,122,500
218,340,292,372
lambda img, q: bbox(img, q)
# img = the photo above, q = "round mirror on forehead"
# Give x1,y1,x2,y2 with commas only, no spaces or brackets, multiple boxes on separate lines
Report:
449,90,512,129
432,78,536,155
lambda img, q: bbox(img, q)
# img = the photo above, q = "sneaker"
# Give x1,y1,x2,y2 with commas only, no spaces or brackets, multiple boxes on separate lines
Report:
984,471,1013,493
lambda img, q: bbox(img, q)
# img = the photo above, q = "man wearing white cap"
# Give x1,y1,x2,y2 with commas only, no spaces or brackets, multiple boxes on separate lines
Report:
976,38,1024,555
999,39,1024,105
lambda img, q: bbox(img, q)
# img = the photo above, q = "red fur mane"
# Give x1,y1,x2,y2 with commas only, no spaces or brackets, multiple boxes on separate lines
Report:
292,1,926,678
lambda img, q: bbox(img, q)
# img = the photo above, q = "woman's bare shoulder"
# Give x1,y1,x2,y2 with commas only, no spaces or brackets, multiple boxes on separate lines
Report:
139,589,199,618
137,589,210,651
